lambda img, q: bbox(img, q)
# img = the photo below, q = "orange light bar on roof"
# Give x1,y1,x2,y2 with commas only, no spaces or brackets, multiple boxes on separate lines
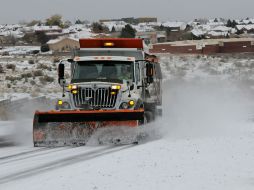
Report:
104,42,115,47
79,38,143,49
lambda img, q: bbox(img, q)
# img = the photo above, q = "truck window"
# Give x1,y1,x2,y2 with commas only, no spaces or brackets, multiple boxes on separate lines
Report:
72,61,134,83
135,63,140,82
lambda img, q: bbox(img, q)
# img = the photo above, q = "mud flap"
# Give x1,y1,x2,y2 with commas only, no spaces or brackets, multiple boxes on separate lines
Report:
33,109,144,147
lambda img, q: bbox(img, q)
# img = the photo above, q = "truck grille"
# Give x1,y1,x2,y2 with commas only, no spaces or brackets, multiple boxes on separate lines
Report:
73,87,118,109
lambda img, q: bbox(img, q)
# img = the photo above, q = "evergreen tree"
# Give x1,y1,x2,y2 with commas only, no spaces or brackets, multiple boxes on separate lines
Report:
232,20,237,28
111,26,116,33
75,19,83,24
120,24,136,38
226,19,232,27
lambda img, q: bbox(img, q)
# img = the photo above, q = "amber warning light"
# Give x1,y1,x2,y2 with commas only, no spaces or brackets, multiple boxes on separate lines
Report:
104,42,115,47
79,38,143,49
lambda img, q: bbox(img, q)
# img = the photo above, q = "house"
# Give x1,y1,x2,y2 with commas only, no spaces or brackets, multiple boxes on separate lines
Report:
162,21,187,31
236,24,254,34
206,26,231,38
47,37,79,52
136,31,166,45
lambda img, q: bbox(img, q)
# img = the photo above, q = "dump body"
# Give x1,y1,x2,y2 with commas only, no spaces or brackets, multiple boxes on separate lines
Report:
33,38,162,146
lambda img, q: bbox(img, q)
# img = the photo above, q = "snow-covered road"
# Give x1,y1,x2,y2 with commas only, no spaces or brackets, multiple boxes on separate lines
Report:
0,131,253,190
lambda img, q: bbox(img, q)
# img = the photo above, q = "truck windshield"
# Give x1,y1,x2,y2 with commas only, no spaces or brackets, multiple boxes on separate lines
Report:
72,61,134,83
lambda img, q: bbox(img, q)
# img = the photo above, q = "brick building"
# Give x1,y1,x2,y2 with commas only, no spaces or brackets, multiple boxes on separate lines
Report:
150,38,254,54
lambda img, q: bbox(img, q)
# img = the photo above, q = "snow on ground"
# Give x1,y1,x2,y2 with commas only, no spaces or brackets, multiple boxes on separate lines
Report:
0,56,65,97
0,54,254,189
0,46,40,55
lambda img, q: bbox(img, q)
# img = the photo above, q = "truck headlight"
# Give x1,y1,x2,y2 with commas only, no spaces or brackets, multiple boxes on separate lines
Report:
72,85,78,90
68,84,78,90
111,85,121,90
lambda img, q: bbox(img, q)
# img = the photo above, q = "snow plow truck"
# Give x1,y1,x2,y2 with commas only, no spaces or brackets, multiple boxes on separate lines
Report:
33,38,162,146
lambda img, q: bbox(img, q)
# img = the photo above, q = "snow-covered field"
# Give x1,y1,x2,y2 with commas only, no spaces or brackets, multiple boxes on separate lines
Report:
0,54,254,190
0,46,41,55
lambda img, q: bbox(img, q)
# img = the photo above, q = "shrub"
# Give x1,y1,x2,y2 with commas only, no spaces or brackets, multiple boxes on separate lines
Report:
28,59,35,64
39,77,46,85
30,80,36,85
39,75,54,83
43,75,54,82
120,24,136,38
0,64,4,73
21,72,33,78
53,57,60,63
37,63,52,71
6,64,16,71
7,83,11,88
5,76,21,81
33,69,44,77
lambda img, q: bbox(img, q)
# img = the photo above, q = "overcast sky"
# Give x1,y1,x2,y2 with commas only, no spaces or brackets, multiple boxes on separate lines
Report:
0,0,253,24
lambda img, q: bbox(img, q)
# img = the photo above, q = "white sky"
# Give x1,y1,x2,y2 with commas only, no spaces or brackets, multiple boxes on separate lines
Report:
0,0,253,24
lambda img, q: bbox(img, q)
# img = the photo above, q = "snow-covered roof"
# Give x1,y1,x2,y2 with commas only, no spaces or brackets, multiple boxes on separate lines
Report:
191,29,205,37
101,21,127,31
236,24,254,31
34,25,62,31
47,37,79,45
236,18,254,25
207,19,225,26
157,33,167,38
207,31,228,37
0,30,24,38
69,28,96,39
162,21,186,30
212,26,231,32
133,24,155,32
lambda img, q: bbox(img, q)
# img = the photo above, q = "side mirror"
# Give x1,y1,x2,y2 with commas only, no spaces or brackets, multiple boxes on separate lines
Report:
58,63,65,85
130,84,134,91
146,62,154,83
